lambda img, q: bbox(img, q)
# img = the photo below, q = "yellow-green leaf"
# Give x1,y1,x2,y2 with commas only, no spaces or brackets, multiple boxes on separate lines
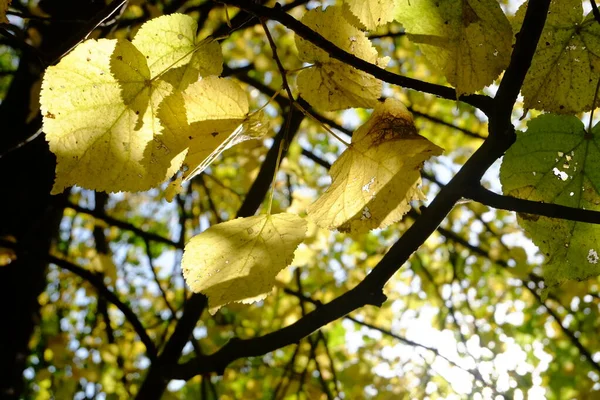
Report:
345,0,397,31
182,213,307,313
160,76,267,182
396,0,512,96
516,0,600,113
41,39,185,193
308,98,443,234
40,14,238,194
132,13,223,82
295,6,389,110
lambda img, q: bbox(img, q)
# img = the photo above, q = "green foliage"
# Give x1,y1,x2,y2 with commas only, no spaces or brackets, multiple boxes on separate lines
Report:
501,114,600,287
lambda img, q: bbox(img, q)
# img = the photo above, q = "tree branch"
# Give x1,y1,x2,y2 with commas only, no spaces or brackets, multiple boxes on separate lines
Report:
219,0,493,113
467,185,600,224
163,2,553,381
591,0,600,25
65,202,180,248
48,252,158,361
135,107,305,399
493,0,551,129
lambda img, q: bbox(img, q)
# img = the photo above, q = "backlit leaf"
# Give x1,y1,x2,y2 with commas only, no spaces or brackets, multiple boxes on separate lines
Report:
295,6,389,110
500,114,600,287
40,14,252,194
132,13,223,81
162,76,268,183
344,0,397,31
308,98,443,234
182,213,307,313
41,39,184,193
516,0,600,113
396,0,512,96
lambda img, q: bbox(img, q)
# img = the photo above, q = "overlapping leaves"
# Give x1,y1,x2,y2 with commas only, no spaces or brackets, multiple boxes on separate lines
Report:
40,14,262,194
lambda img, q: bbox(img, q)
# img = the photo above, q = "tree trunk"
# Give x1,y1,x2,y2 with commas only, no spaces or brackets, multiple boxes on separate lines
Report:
0,1,106,396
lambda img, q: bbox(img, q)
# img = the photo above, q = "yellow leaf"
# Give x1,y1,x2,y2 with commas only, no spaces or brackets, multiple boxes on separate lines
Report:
345,0,397,31
157,77,268,196
0,235,16,267
41,39,185,193
182,213,307,313
165,175,184,202
308,98,443,234
295,6,388,110
178,77,268,180
132,13,223,81
89,253,117,283
396,0,512,96
40,14,230,194
0,0,10,24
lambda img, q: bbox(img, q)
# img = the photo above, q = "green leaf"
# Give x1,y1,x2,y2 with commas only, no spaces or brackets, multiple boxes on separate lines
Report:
516,0,600,113
395,0,512,96
344,0,397,31
500,114,600,287
295,6,389,111
308,99,443,234
182,213,307,313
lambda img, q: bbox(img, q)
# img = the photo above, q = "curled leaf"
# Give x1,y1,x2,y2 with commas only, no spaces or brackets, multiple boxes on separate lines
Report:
308,98,443,234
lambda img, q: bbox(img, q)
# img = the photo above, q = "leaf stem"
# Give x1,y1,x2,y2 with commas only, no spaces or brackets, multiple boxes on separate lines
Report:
588,77,600,135
249,86,284,117
266,112,291,215
294,102,351,147
261,18,298,215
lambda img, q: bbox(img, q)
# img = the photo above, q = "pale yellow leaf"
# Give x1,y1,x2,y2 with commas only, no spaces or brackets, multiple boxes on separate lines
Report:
165,175,183,202
295,6,388,110
157,76,264,183
132,13,223,82
41,39,186,193
396,0,512,96
345,0,397,30
308,98,443,233
182,213,307,313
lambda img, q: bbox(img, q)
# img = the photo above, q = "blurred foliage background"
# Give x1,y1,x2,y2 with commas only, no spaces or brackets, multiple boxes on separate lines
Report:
2,0,600,399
